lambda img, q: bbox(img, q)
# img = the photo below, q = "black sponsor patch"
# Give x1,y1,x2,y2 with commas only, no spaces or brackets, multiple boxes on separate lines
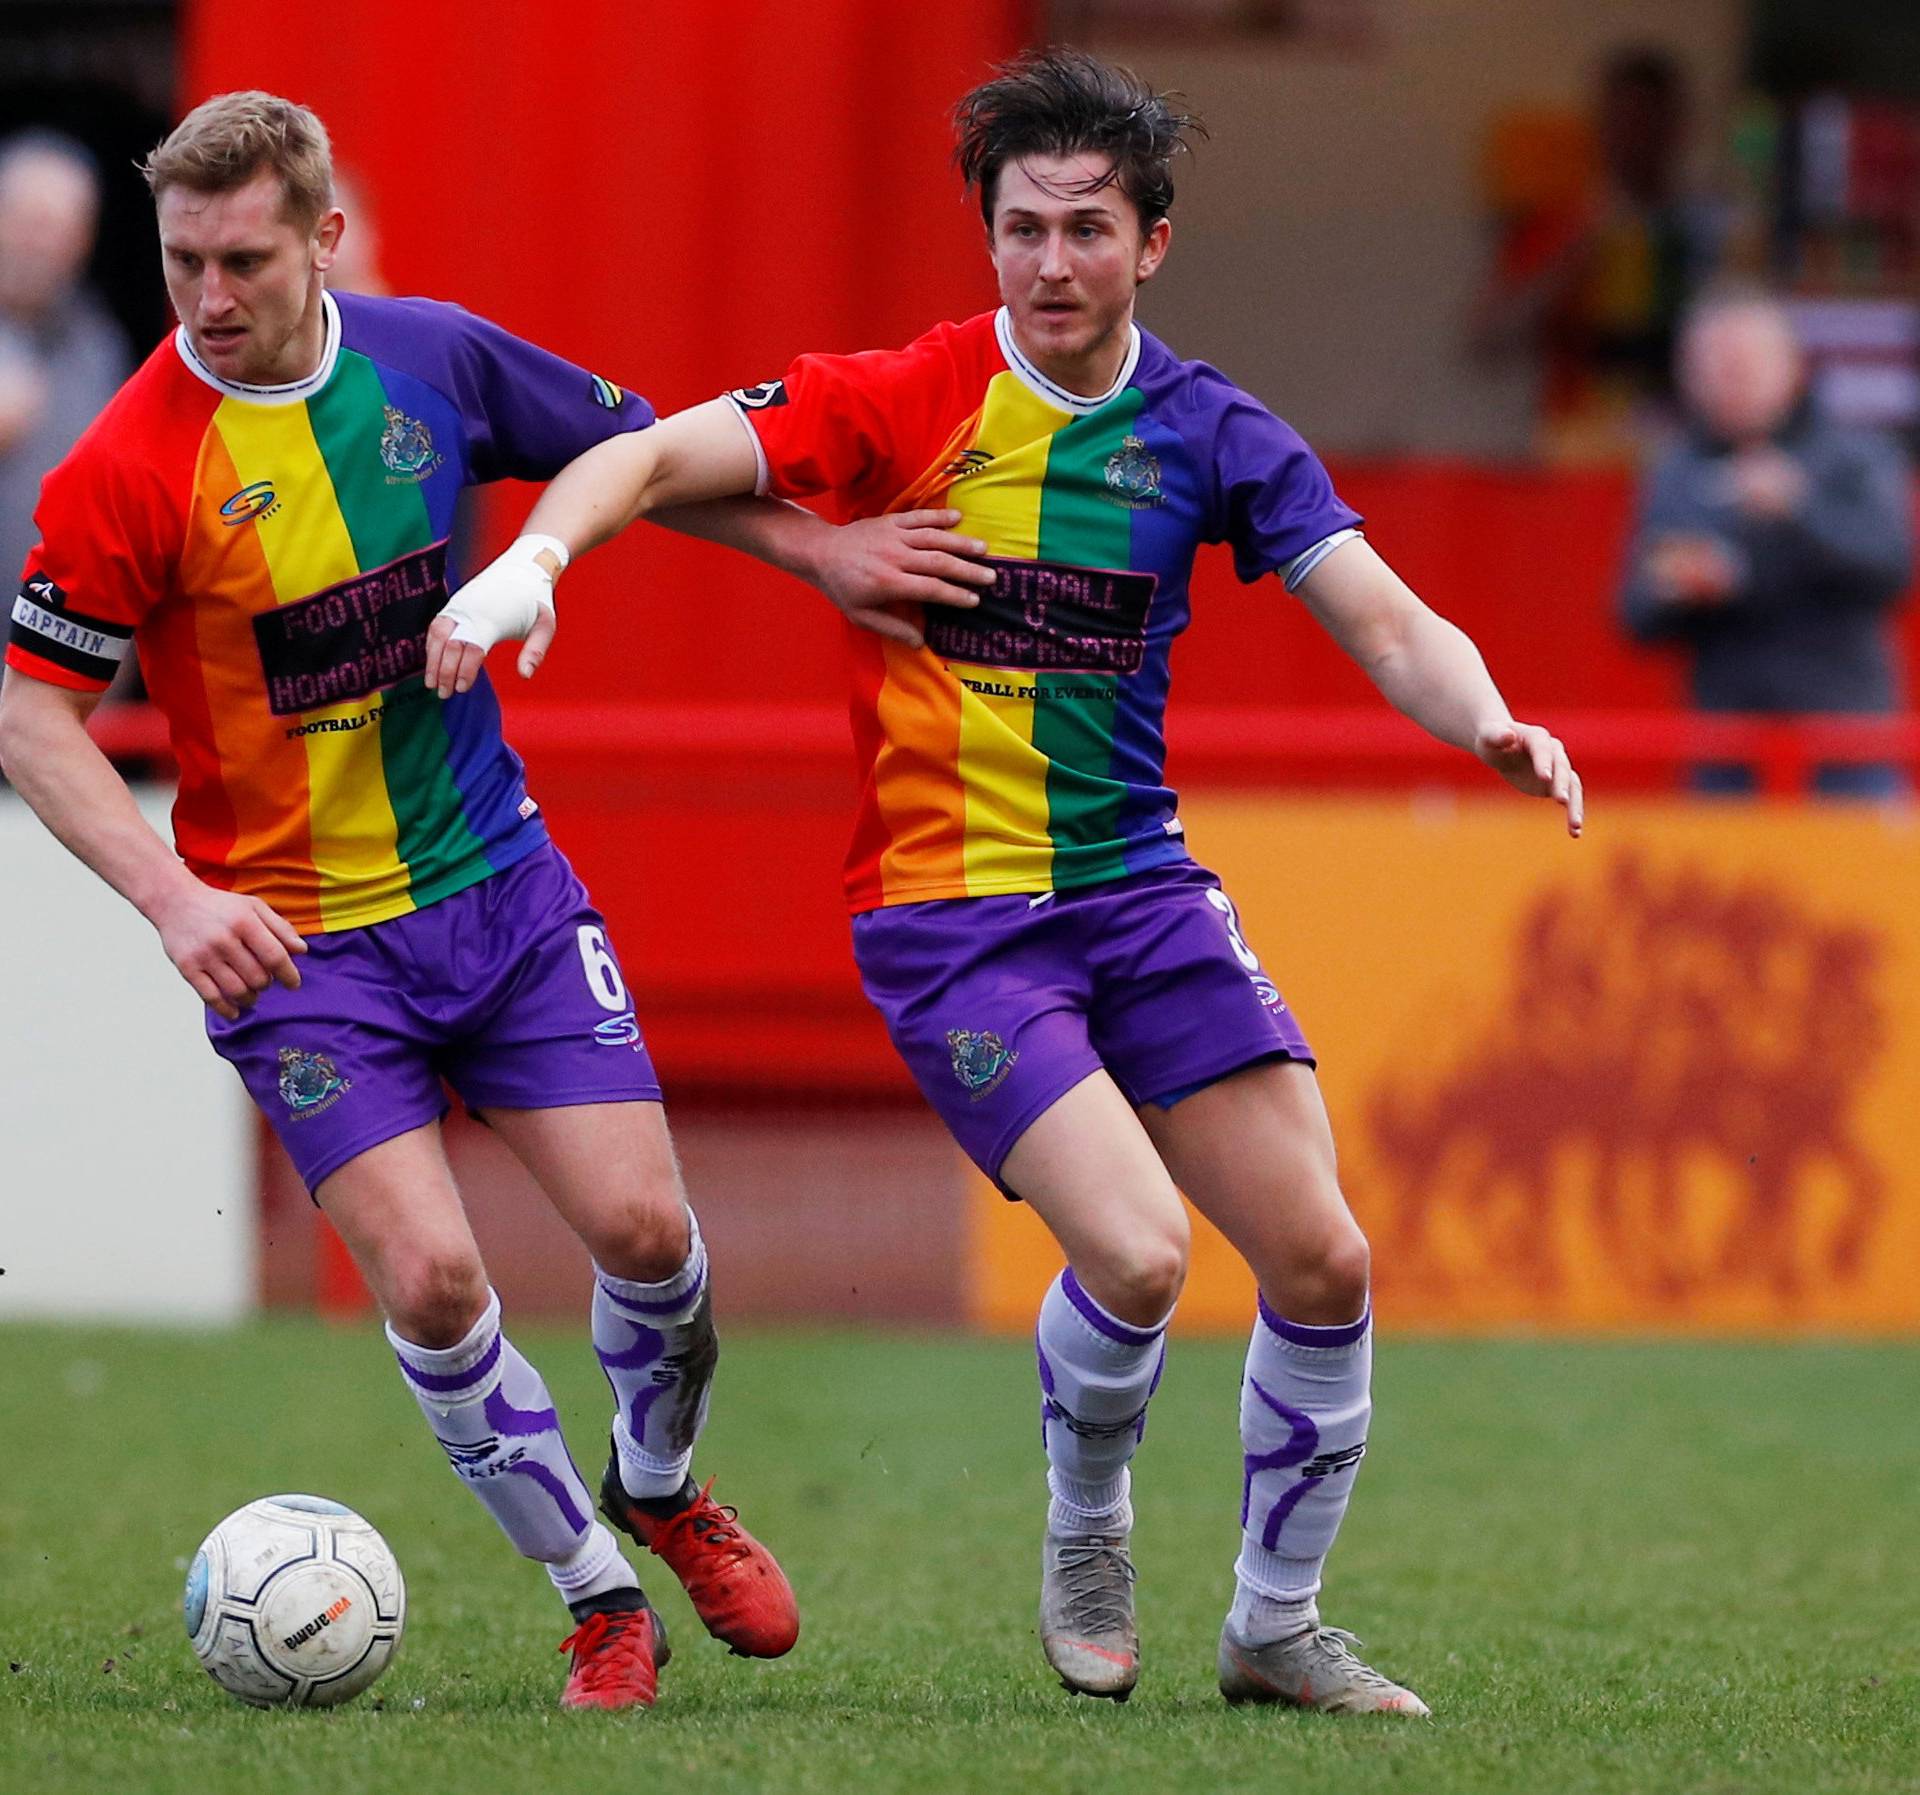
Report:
923,554,1155,676
728,379,788,409
253,540,448,717
10,572,133,682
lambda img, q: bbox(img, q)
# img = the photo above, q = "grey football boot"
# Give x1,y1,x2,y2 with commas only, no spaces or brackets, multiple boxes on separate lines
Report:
1218,1619,1430,1715
1039,1529,1140,1700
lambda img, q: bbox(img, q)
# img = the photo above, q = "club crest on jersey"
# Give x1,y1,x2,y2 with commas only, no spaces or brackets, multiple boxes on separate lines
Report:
277,1047,351,1119
942,448,994,482
1103,435,1163,509
379,405,442,483
948,1028,1018,1101
219,479,280,526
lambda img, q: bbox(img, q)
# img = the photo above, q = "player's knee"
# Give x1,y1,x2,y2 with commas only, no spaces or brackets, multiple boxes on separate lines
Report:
1095,1218,1189,1327
589,1197,694,1284
1320,1225,1372,1315
385,1248,489,1347
1274,1223,1370,1325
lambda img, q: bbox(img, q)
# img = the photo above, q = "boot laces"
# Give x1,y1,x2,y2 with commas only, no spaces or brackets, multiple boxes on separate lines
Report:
1055,1539,1136,1636
651,1476,749,1565
1297,1625,1403,1693
557,1608,652,1689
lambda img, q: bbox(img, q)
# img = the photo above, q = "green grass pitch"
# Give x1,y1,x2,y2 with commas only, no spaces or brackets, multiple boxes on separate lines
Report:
1,1322,1915,1795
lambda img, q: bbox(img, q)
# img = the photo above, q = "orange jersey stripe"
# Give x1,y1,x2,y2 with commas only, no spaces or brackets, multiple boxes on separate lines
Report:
178,429,322,930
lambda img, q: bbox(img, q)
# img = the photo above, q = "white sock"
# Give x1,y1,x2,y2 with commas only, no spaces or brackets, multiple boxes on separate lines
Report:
593,1211,716,1500
389,1289,637,1610
1230,1295,1371,1644
1035,1267,1172,1536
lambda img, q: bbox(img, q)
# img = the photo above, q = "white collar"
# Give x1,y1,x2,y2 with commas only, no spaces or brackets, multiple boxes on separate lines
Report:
174,290,342,406
995,306,1140,415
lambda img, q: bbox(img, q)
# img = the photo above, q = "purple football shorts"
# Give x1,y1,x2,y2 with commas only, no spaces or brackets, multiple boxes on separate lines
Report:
207,842,660,1193
850,861,1314,1189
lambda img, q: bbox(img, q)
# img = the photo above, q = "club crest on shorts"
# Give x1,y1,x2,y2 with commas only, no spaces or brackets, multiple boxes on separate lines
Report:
1103,435,1163,509
948,1028,1018,1101
379,405,442,483
277,1047,351,1119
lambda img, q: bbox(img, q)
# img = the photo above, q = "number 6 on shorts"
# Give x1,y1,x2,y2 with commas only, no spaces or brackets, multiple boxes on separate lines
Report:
576,924,630,1012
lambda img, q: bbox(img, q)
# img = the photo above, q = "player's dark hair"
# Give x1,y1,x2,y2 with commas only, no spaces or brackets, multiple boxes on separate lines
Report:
954,49,1205,232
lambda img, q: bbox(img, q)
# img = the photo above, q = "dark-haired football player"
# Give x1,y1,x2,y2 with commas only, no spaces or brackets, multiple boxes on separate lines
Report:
444,48,1583,1714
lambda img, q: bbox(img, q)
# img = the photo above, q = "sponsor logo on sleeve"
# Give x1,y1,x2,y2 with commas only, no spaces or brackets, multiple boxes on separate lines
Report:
589,374,624,410
728,379,788,410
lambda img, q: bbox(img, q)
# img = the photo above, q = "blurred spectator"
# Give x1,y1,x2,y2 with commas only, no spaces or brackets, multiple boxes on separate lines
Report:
1474,47,1725,463
0,130,130,593
1620,291,1914,797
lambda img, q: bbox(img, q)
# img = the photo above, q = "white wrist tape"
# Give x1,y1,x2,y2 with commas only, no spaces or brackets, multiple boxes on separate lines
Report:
517,532,572,573
442,534,564,652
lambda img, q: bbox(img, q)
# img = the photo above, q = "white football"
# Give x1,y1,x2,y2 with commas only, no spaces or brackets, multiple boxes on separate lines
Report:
184,1494,406,1707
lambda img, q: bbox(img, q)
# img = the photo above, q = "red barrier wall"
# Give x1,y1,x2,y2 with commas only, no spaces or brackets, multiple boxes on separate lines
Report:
177,7,1920,1109
181,0,1032,704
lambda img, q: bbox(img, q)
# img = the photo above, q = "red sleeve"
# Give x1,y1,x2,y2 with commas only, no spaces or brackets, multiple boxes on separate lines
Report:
725,322,967,516
7,437,176,693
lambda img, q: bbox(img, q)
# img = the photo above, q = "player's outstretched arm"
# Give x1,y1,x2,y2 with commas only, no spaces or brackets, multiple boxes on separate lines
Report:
0,674,307,1015
426,399,762,697
1296,536,1584,837
428,399,998,691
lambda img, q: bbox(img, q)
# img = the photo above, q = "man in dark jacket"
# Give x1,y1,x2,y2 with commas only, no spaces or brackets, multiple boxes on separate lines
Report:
1620,291,1914,795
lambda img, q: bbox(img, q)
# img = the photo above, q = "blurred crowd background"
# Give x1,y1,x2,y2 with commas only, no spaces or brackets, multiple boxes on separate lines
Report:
6,0,1920,1333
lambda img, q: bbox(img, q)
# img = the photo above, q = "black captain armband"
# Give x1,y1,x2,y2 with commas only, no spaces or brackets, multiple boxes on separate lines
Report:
9,573,135,684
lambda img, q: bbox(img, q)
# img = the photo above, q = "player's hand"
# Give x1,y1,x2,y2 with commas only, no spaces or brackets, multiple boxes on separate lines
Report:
1476,719,1584,838
148,881,308,1020
426,535,567,698
813,509,995,649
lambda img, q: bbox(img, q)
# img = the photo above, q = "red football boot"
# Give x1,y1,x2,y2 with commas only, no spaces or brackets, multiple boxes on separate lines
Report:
557,1592,671,1710
601,1464,800,1659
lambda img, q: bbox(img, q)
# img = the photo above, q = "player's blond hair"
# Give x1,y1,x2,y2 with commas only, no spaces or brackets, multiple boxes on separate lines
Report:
141,91,334,226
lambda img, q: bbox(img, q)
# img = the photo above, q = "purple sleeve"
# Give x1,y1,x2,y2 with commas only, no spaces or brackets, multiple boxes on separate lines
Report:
1211,393,1362,585
447,309,655,483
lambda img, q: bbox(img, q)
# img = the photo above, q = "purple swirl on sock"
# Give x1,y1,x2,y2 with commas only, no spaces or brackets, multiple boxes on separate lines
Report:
1242,1375,1320,1549
504,1458,588,1537
483,1381,562,1441
598,1322,669,1443
1035,1336,1061,1448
